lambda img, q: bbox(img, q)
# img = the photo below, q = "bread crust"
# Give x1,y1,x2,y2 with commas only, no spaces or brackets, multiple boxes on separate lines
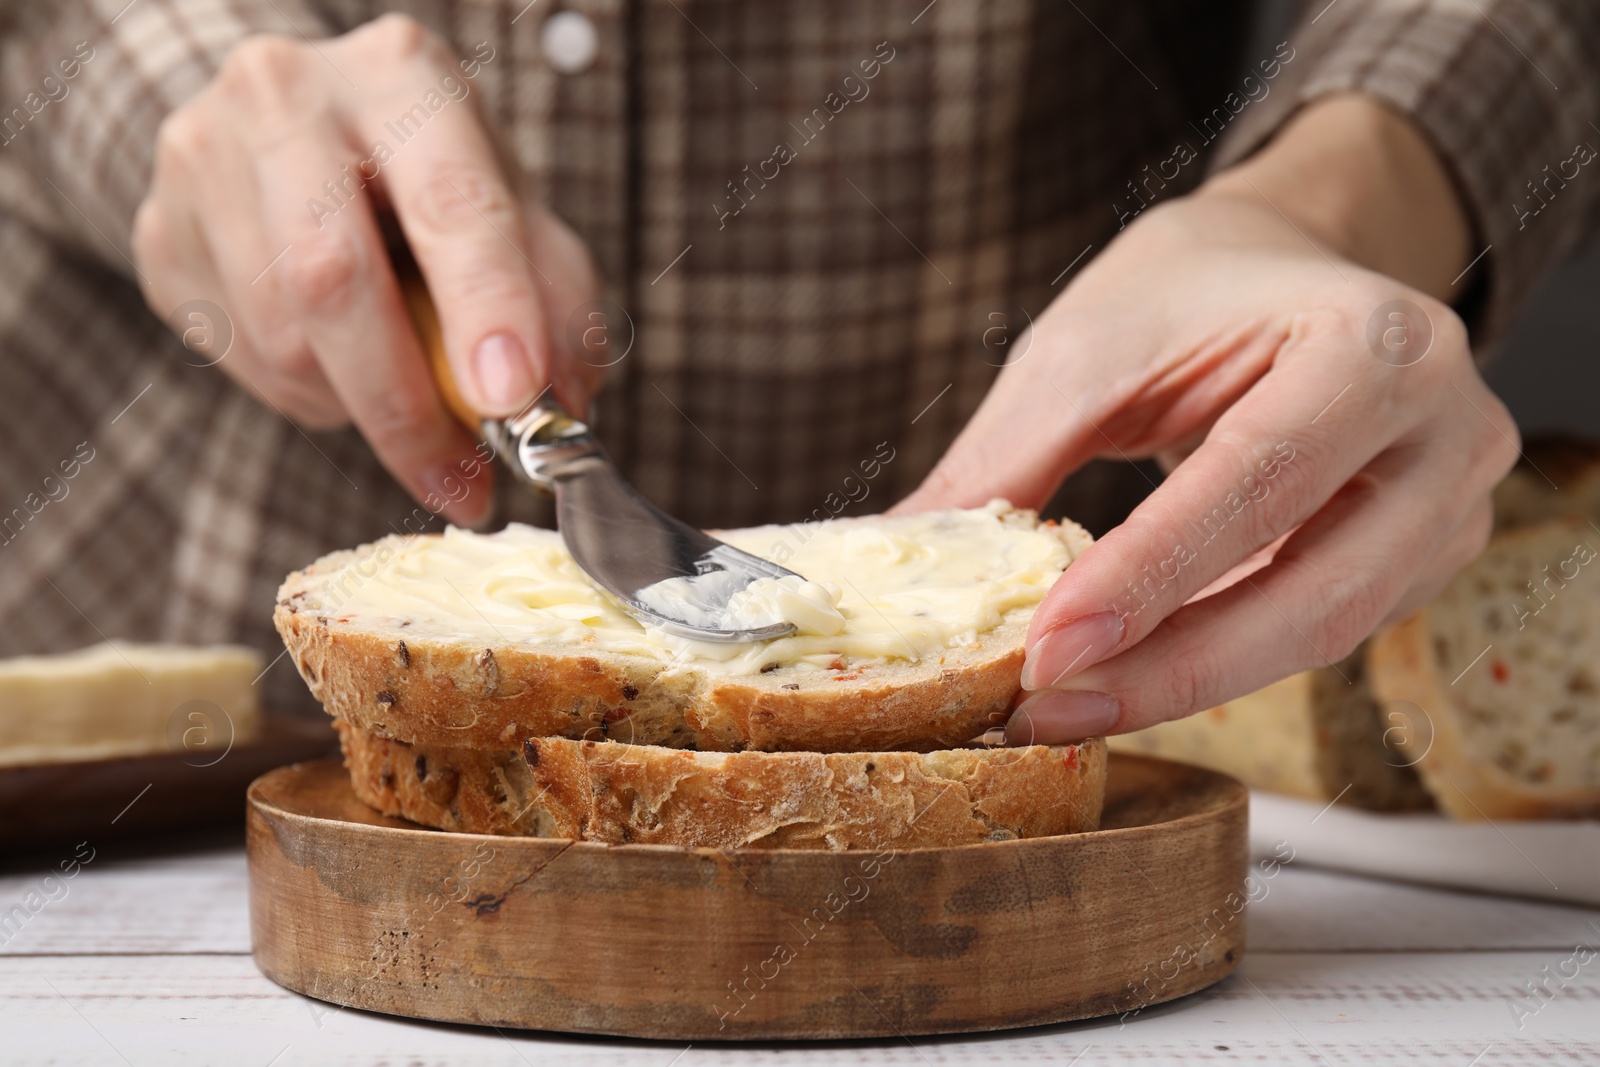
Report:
337,719,1108,850
274,512,1092,754
1368,522,1600,820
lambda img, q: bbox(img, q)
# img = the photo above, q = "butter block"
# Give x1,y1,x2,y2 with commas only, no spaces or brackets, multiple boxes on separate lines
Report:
0,643,263,767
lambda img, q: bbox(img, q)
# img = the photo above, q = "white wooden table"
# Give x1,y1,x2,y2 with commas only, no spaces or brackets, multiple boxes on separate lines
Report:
4,817,1598,1066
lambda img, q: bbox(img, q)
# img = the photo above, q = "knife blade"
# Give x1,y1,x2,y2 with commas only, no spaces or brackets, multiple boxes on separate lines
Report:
395,258,801,643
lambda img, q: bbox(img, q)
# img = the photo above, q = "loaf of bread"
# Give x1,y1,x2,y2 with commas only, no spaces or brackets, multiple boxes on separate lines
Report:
276,504,1093,755
1368,517,1600,819
0,642,262,767
336,717,1107,849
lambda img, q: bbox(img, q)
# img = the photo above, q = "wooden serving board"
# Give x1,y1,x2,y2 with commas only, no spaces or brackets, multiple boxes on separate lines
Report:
247,753,1247,1040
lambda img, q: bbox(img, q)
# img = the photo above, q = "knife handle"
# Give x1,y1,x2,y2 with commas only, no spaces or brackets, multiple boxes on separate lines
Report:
391,251,482,430
388,235,598,494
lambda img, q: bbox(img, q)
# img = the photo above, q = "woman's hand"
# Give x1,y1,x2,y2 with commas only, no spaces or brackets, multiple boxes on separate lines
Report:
896,94,1520,743
133,15,601,525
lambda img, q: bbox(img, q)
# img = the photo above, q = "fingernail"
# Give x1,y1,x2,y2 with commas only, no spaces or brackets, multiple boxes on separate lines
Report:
419,464,491,529
468,332,536,414
1021,611,1125,690
1004,690,1120,746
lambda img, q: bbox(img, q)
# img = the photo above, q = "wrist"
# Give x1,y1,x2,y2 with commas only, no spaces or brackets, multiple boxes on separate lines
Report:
1200,93,1474,300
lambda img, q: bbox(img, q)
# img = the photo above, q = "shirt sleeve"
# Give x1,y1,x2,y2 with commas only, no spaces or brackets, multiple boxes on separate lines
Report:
0,0,330,276
1209,0,1600,346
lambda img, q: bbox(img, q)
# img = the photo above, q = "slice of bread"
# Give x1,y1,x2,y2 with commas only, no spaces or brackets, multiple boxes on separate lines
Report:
1492,434,1600,531
275,505,1092,754
335,717,1107,849
1113,435,1600,817
1368,517,1600,819
1107,651,1434,812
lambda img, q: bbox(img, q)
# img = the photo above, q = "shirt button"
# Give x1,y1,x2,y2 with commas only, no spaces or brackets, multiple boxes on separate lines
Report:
541,10,598,74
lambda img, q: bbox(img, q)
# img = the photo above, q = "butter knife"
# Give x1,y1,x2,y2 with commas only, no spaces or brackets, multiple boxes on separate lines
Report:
397,263,801,643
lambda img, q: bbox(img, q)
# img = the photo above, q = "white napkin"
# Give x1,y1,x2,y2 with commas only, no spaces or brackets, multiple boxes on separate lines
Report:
1249,791,1600,906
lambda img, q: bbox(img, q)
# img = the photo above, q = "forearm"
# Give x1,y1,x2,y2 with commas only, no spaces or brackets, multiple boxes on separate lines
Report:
1201,92,1474,301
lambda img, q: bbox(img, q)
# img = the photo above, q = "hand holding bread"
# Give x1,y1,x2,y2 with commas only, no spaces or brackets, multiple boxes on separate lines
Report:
896,96,1518,746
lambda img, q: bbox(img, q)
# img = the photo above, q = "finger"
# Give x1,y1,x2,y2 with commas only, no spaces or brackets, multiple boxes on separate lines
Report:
1018,325,1423,692
201,205,350,428
890,309,1277,514
889,323,1106,514
1380,495,1492,624
1004,437,1496,744
1184,528,1292,605
144,102,347,427
355,72,566,416
252,117,493,526
522,202,607,408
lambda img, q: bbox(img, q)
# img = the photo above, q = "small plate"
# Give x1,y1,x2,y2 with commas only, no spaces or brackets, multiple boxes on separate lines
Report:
1250,791,1600,906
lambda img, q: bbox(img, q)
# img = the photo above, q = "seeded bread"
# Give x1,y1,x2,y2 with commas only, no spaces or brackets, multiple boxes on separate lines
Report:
1491,434,1600,531
275,508,1093,754
1113,436,1600,816
1368,518,1600,820
336,718,1107,849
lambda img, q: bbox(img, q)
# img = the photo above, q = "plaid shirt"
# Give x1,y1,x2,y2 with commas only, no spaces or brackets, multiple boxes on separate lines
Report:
1,0,1597,713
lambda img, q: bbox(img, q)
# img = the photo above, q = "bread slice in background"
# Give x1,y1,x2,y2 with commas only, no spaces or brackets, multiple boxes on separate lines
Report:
1107,652,1434,811
1100,435,1600,817
337,718,1106,850
1368,517,1600,820
275,506,1092,754
0,642,262,767
1491,434,1600,531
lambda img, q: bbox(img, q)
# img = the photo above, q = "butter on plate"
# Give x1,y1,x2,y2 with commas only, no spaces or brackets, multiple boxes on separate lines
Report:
0,642,262,767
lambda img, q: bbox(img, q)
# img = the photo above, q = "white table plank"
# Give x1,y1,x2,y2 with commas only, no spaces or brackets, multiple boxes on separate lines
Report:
6,839,1600,1064
2,952,1596,1066
0,846,249,956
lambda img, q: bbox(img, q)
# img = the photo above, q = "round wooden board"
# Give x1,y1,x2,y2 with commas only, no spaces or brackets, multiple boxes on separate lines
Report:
247,753,1248,1040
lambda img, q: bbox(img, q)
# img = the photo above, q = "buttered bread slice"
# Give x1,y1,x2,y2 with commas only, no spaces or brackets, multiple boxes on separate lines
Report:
275,502,1092,753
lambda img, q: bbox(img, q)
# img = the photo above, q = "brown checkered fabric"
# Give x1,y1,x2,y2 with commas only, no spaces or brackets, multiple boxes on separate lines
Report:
1,0,1596,713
